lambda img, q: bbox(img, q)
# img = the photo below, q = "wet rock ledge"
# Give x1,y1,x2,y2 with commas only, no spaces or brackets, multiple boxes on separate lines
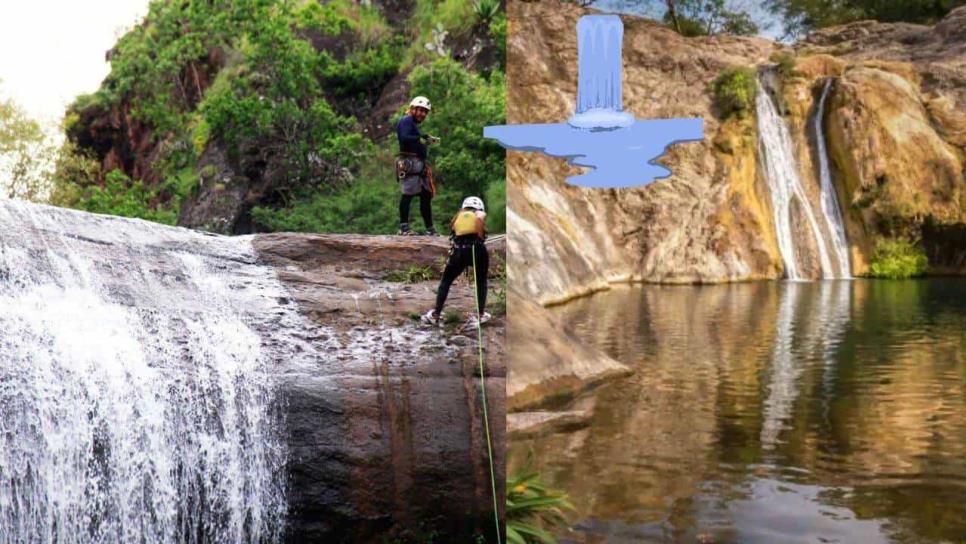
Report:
252,233,506,543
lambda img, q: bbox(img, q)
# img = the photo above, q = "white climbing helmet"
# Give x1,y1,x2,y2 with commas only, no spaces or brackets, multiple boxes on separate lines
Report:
409,96,432,111
462,196,484,212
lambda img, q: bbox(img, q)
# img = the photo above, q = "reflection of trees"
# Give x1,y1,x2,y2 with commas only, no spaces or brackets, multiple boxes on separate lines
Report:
510,279,966,542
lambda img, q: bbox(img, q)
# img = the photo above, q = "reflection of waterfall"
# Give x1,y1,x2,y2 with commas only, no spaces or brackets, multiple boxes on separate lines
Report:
817,282,852,421
761,283,803,448
813,79,852,279
0,200,296,542
756,70,833,280
761,282,852,449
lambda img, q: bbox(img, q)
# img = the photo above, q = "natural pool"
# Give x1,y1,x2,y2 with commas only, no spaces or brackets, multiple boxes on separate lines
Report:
510,280,966,543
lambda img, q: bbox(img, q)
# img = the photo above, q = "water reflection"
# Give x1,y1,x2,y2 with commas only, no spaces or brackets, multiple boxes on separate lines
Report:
510,280,966,543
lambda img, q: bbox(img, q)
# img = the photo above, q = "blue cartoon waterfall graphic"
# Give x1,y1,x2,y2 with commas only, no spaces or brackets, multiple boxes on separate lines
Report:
483,15,704,188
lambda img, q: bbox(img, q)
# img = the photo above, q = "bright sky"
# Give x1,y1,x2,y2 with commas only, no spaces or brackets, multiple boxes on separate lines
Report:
0,0,151,128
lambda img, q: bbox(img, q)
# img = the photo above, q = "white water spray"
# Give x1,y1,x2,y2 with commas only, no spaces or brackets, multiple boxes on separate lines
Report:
756,71,833,280
813,79,852,278
0,200,297,543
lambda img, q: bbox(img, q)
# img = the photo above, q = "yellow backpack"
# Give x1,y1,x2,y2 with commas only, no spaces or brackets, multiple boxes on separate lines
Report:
453,210,483,236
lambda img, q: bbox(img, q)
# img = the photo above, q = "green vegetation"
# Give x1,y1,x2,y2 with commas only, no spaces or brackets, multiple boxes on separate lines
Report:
712,67,757,119
408,59,506,227
442,310,464,326
507,465,574,543
75,169,178,224
766,0,964,37
867,238,928,279
771,51,797,78
384,265,436,284
663,0,759,36
46,0,504,235
0,92,55,202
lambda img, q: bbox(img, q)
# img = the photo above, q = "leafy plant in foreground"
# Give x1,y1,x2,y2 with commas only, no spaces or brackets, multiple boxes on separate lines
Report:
507,465,574,543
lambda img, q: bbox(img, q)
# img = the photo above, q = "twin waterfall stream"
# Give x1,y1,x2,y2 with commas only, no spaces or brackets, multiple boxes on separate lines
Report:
756,68,852,280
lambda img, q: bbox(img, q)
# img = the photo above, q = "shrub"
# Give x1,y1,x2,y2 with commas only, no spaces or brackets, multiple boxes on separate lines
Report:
489,11,507,70
712,67,757,118
484,180,506,234
770,51,797,78
507,464,574,543
474,0,501,24
867,238,928,279
76,169,176,225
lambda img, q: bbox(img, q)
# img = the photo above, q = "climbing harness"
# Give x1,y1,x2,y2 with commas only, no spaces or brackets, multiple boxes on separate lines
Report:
471,243,502,544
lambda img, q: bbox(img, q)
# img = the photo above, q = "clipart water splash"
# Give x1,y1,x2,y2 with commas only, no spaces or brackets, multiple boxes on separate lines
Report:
483,15,704,189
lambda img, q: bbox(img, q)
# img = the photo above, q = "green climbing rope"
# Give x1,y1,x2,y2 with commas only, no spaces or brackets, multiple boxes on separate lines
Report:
472,243,502,544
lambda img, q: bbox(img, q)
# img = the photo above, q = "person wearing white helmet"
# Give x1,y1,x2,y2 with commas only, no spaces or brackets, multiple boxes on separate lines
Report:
395,96,441,235
422,196,491,326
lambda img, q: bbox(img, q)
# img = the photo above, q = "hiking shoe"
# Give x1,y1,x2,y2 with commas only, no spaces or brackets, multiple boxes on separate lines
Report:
397,223,414,235
420,309,441,326
422,225,439,236
467,312,492,328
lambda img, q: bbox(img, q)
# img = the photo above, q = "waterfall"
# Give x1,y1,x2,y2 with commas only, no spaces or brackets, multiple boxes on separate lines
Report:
756,70,833,280
813,79,852,278
569,15,633,129
575,15,623,113
0,200,299,543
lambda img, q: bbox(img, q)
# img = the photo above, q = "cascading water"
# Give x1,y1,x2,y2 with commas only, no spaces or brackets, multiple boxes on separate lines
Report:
813,79,852,278
0,199,305,543
569,15,634,129
756,69,833,280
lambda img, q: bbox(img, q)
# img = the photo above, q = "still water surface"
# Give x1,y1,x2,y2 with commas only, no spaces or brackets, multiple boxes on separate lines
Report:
510,280,966,543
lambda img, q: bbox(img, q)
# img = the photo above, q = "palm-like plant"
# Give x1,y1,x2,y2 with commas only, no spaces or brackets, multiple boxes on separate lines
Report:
506,466,574,544
474,0,502,25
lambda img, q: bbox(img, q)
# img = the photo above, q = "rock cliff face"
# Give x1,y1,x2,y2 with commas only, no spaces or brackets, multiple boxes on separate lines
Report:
796,11,966,274
253,234,507,542
506,1,966,305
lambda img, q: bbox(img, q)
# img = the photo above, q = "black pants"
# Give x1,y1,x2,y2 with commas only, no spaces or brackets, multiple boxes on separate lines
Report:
399,187,433,228
435,242,488,315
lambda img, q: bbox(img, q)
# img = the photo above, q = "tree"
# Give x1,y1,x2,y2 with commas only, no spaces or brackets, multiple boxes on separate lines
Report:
766,0,965,39
666,0,683,33
662,0,760,36
0,92,55,202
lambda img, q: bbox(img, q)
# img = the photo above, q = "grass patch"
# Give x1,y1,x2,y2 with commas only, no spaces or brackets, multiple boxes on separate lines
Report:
442,310,464,326
770,51,797,78
867,238,928,279
384,265,436,283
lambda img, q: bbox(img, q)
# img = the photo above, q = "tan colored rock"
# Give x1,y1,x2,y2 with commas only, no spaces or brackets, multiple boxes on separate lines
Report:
507,0,780,305
507,288,631,411
508,1,966,300
825,67,965,233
